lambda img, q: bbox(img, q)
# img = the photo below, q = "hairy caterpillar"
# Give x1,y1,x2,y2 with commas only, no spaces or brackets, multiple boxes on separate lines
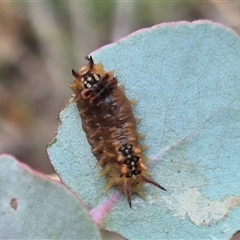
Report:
70,56,166,207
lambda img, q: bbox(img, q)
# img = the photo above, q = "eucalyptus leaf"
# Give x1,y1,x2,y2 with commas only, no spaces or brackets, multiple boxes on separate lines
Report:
48,21,240,239
0,154,101,239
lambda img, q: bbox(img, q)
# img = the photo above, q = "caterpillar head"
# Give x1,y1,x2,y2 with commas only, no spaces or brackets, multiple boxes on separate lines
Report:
70,56,103,92
70,56,117,105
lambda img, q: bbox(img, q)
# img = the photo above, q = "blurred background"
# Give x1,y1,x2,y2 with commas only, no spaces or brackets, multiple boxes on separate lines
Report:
1,1,240,175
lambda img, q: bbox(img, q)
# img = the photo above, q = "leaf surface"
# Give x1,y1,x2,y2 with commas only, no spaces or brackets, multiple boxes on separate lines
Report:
0,154,100,239
48,21,240,239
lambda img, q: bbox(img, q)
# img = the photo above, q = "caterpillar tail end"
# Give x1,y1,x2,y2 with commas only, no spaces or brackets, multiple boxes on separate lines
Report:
124,181,132,208
142,176,166,191
126,189,132,209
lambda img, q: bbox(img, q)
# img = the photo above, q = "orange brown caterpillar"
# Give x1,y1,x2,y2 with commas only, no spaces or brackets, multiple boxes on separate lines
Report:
70,56,166,208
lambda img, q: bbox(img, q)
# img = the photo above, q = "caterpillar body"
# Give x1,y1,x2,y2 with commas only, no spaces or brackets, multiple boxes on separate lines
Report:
70,56,166,207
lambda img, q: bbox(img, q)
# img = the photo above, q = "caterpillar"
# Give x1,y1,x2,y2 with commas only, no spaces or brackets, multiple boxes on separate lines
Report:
70,56,166,208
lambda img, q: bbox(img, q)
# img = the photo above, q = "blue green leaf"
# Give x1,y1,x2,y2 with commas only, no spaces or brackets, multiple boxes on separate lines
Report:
47,20,240,239
0,154,100,239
